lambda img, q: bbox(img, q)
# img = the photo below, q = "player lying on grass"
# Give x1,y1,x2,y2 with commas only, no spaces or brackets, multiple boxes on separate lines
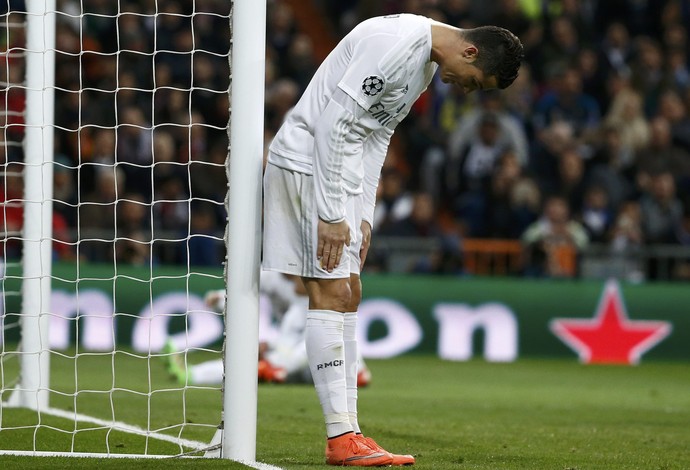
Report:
262,12,523,467
162,270,371,386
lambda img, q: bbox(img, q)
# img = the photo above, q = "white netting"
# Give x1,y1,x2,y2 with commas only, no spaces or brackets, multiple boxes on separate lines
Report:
1,0,232,456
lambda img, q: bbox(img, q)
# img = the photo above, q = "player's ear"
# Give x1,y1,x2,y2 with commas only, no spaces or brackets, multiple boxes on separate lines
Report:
462,45,478,61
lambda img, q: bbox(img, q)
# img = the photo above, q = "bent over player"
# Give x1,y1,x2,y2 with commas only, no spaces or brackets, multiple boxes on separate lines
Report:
262,13,523,466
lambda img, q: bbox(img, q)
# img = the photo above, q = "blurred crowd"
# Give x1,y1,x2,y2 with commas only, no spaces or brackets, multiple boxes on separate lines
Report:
2,0,690,279
2,0,231,266
317,0,690,279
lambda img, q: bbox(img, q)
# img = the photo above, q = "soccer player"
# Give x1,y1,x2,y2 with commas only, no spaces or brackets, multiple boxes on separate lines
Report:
164,270,372,386
262,13,523,466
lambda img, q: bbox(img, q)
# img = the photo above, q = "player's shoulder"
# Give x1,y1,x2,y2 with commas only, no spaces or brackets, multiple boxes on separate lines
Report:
349,13,430,42
357,13,429,27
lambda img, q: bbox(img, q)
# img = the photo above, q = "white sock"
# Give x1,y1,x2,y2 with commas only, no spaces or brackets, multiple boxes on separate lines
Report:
305,309,353,438
344,312,360,434
189,359,224,385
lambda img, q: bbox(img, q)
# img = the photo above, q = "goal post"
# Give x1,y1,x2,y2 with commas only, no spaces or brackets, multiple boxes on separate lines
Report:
1,0,267,463
7,0,56,413
223,0,266,462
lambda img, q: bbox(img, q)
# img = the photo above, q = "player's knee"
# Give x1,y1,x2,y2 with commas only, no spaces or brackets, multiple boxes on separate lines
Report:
305,278,352,312
347,276,362,311
325,280,352,312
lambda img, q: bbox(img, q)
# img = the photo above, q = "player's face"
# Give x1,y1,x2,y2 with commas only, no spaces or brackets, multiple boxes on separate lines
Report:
439,47,498,94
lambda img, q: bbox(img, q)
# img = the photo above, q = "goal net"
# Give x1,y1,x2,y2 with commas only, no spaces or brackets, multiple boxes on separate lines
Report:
1,0,265,460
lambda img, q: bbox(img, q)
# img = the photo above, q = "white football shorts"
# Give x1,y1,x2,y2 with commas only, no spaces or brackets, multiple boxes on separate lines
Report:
262,162,362,279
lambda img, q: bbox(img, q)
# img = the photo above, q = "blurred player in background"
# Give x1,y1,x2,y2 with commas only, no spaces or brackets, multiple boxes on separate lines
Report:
263,13,523,466
163,270,371,386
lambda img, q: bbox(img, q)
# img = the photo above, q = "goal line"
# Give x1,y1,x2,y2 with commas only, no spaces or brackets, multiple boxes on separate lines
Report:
1,407,285,470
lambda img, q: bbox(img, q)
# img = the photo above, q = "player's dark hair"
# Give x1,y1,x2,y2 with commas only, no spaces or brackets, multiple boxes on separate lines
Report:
461,26,524,89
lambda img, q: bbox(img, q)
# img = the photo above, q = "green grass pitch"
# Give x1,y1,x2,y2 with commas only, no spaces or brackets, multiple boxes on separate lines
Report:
1,352,689,469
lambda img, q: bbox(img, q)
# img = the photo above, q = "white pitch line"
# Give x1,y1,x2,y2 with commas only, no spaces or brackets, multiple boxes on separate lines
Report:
42,406,209,450
0,451,286,469
10,407,286,470
236,460,285,470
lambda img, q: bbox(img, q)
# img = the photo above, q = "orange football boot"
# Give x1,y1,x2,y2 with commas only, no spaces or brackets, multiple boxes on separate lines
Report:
325,432,393,466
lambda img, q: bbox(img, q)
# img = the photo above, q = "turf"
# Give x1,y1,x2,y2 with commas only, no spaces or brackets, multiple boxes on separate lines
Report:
1,354,690,469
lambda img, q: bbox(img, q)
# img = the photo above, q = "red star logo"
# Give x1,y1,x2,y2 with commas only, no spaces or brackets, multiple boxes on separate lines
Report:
550,280,672,365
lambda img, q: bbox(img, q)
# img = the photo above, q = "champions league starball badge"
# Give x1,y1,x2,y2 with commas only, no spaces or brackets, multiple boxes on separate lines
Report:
361,75,384,96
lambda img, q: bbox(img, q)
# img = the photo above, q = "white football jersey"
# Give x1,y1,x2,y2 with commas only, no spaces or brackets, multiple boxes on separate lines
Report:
206,270,298,318
268,14,437,221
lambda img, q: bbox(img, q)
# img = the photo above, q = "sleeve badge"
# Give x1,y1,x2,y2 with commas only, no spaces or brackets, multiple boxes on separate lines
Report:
361,75,384,97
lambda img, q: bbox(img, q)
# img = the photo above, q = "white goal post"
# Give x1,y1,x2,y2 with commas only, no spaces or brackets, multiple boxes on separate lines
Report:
0,0,266,463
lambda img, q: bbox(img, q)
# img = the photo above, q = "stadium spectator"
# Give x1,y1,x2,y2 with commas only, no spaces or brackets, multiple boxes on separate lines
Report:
82,128,117,197
284,34,319,94
522,194,589,278
666,47,690,92
77,167,126,262
587,126,635,211
53,154,78,227
610,199,644,252
532,65,601,138
265,78,301,134
152,174,189,263
673,207,690,279
0,164,24,259
115,193,152,266
575,48,609,112
184,202,222,266
117,106,154,197
631,37,666,116
499,63,536,124
489,0,532,44
541,16,581,72
152,130,186,190
447,112,510,235
372,166,414,234
379,191,444,240
484,150,533,239
608,201,645,289
189,140,228,205
447,90,529,165
266,1,298,76
508,175,542,237
191,54,229,131
579,185,613,243
598,22,633,79
638,169,686,280
116,71,151,113
79,167,123,233
636,117,690,183
602,88,650,154
639,170,684,245
656,90,690,153
547,145,588,216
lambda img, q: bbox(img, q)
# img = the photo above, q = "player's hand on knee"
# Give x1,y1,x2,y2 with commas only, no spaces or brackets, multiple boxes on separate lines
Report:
317,219,350,272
